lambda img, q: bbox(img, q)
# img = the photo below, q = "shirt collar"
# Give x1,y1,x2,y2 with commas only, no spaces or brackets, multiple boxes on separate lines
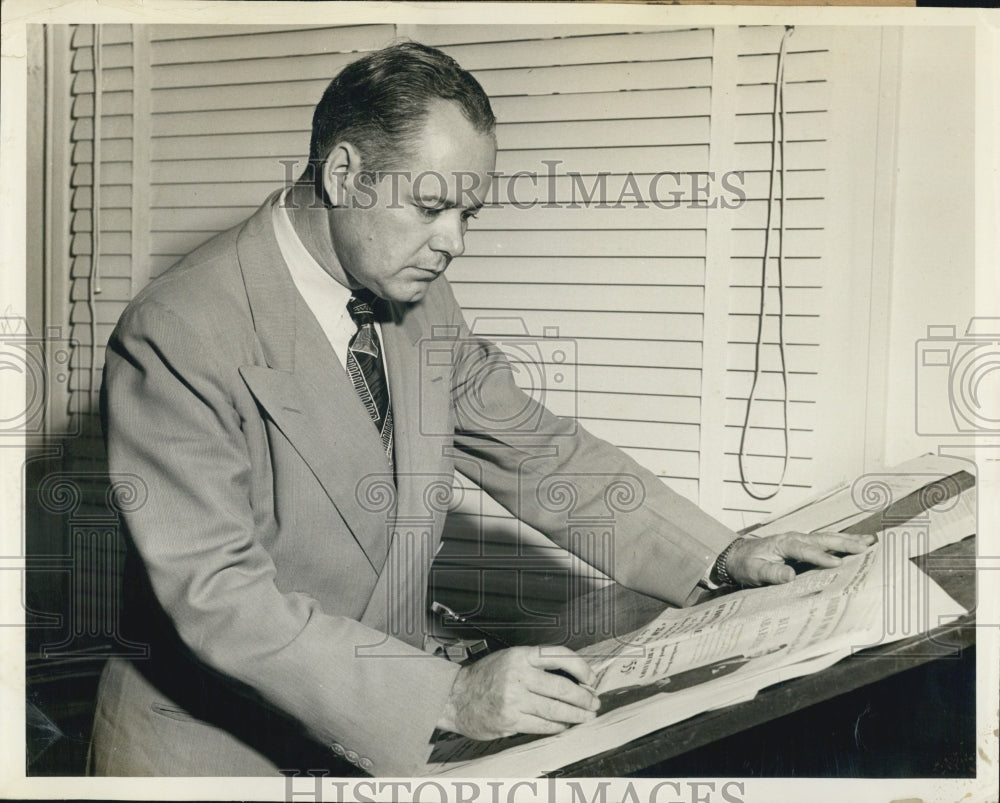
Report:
271,186,352,313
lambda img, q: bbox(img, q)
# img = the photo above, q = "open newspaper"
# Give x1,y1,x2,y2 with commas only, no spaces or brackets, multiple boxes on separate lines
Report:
425,456,975,777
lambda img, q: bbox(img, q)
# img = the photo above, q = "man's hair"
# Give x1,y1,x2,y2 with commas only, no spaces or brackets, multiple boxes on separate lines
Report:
306,40,496,193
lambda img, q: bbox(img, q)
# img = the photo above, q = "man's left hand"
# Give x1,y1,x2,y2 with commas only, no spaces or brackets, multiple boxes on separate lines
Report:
724,532,876,587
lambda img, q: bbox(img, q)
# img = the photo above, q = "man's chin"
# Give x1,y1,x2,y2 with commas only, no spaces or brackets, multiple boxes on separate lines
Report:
386,279,436,305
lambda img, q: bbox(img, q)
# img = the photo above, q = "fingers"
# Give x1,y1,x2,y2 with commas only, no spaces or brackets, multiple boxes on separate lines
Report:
519,648,600,728
776,532,876,567
781,541,845,568
527,648,600,710
524,692,599,727
516,713,572,736
441,647,602,741
732,531,877,587
530,647,597,685
531,670,600,710
805,532,877,553
751,561,796,585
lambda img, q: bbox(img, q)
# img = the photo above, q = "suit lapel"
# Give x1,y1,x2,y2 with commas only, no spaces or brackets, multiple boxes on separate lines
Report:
359,301,455,644
235,194,395,574
381,302,453,503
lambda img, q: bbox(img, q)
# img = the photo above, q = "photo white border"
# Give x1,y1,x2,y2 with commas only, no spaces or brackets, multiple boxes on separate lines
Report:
2,2,997,801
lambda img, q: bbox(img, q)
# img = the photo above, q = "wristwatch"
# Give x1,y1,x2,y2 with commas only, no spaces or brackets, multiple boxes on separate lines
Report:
711,537,745,587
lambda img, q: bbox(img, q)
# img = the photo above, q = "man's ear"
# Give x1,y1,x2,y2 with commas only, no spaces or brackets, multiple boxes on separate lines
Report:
322,143,361,208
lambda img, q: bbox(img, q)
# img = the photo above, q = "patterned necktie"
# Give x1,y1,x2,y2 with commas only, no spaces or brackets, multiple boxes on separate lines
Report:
346,289,393,466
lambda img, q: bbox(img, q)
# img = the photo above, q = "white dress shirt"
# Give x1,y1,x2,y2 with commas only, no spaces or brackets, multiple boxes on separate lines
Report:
271,188,389,392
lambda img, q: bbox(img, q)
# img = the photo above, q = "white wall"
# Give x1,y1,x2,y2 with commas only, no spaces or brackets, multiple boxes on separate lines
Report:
882,26,976,468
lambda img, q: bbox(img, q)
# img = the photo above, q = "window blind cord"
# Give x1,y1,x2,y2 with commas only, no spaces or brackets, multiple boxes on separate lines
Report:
738,24,793,502
89,23,103,423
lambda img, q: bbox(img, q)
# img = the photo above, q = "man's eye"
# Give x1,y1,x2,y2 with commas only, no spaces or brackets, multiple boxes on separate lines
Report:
417,205,442,218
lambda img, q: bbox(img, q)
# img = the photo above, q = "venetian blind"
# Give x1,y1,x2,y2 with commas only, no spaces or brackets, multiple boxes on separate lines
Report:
66,24,134,470
400,25,712,590
65,22,866,553
717,25,832,526
145,24,397,280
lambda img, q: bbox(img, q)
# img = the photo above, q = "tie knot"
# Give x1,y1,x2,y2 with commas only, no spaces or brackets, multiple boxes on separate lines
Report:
347,290,378,326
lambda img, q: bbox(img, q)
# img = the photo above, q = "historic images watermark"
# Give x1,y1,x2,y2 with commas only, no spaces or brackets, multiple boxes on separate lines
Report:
847,470,974,657
914,317,1000,437
282,773,748,803
276,159,748,212
21,471,151,658
419,316,578,439
912,317,1000,638
350,315,651,657
0,312,76,439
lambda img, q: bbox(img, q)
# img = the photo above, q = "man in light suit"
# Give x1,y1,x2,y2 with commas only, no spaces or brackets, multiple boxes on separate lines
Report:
91,42,874,776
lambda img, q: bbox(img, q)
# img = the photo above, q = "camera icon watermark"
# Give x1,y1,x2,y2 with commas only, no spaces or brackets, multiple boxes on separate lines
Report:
0,314,78,437
419,317,577,438
915,317,1000,436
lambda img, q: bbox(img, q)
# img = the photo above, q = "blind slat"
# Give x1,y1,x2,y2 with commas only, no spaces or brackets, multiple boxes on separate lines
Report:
729,256,821,286
441,28,713,72
448,257,705,287
151,51,370,90
737,51,829,85
733,140,828,169
734,110,828,143
476,58,714,97
496,146,709,176
723,397,814,428
728,314,820,343
729,227,825,256
73,255,133,279
463,309,702,342
621,448,699,481
69,300,129,325
581,419,700,453
151,25,394,65
72,90,133,118
70,209,132,234
576,338,702,371
151,181,282,209
492,87,712,124
70,232,131,256
149,24,340,41
415,25,695,47
728,287,826,317
453,283,703,313
519,389,701,424
477,204,707,232
728,198,827,229
736,81,830,114
70,277,132,303
726,370,818,402
735,25,831,54
463,228,706,258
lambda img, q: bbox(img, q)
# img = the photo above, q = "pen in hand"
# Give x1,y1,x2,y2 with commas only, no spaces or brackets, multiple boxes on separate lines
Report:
547,667,599,696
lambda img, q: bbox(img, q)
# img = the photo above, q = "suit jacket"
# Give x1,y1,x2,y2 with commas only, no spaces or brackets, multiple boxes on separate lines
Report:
92,192,736,776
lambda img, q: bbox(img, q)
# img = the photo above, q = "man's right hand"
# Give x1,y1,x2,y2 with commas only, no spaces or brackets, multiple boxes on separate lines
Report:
436,646,600,740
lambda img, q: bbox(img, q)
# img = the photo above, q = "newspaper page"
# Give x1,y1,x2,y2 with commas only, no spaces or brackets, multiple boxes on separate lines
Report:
425,531,968,777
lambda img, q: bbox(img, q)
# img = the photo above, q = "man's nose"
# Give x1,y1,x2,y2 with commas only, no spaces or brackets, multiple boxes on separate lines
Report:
429,214,466,259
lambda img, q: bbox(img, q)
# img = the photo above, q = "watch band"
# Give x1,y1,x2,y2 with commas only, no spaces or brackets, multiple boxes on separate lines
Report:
712,537,745,587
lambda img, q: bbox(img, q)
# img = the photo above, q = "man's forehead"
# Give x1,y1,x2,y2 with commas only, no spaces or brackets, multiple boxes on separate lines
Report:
398,101,496,179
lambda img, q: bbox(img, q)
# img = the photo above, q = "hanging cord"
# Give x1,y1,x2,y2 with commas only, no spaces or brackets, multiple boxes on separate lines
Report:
88,23,103,424
738,25,794,502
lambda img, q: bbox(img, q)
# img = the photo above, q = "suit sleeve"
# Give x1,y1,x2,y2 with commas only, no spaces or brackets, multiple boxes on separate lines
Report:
102,298,459,776
430,280,737,607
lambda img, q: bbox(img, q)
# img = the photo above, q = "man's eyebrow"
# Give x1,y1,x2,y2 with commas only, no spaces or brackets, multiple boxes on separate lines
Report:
415,195,484,212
